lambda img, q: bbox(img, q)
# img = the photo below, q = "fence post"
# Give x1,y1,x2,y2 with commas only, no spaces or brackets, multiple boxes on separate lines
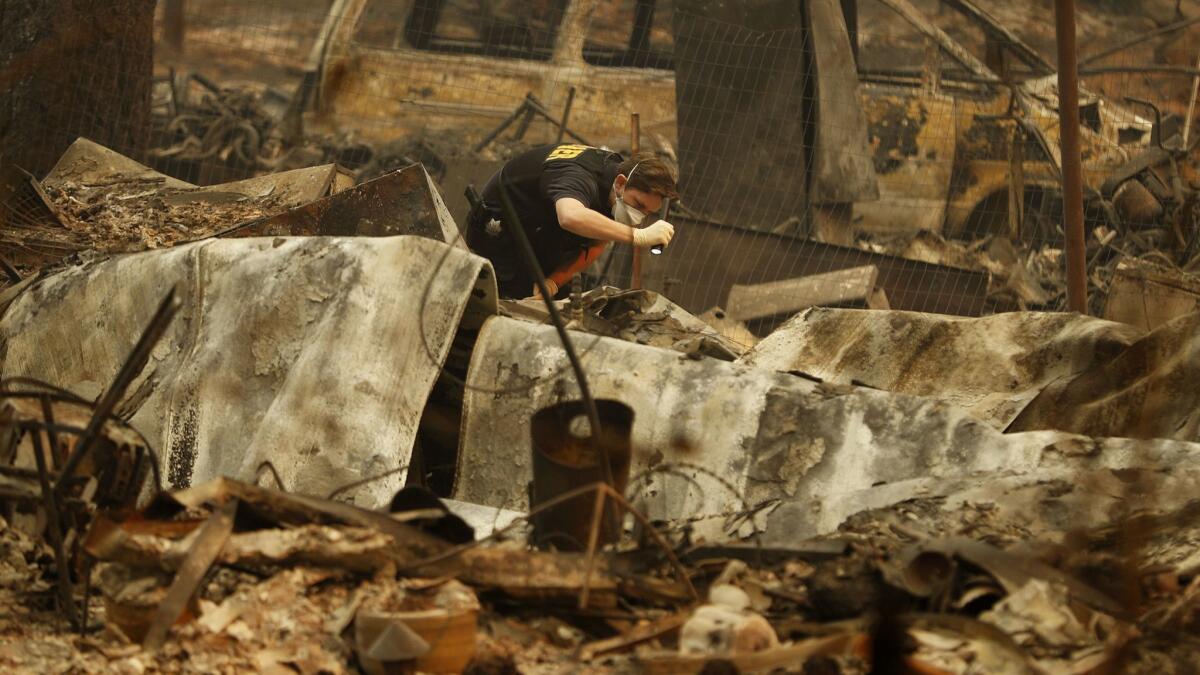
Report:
1053,0,1088,314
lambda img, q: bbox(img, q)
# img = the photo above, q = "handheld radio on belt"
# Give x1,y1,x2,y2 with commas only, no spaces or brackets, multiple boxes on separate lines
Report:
465,184,483,216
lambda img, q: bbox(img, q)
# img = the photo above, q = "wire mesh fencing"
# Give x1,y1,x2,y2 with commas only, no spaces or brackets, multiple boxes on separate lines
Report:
2,0,1199,343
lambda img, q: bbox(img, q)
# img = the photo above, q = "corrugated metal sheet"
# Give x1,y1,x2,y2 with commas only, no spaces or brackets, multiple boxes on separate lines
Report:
454,316,1183,540
739,308,1143,428
0,236,496,506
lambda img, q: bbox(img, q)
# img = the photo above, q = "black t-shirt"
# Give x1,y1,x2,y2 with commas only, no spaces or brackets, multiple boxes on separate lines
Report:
478,143,622,277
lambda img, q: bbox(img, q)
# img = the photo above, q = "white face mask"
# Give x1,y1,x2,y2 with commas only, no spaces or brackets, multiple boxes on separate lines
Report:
613,192,647,226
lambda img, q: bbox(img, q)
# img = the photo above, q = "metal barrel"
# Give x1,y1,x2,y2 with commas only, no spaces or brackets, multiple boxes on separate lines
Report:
529,399,634,550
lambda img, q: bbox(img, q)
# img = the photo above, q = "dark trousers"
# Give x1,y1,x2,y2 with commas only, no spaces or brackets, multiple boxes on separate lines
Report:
465,208,534,299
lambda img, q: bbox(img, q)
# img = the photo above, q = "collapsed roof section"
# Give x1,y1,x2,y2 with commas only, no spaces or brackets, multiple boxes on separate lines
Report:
1009,310,1200,442
738,307,1145,428
0,235,496,506
2,138,461,276
3,140,1199,551
454,314,1200,541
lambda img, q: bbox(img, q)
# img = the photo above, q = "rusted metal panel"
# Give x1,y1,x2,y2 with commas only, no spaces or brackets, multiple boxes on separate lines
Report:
641,215,990,318
222,163,466,247
193,165,341,209
42,139,343,208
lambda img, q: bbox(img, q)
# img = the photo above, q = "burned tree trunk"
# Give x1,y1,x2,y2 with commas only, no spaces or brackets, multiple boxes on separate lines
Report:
0,0,155,195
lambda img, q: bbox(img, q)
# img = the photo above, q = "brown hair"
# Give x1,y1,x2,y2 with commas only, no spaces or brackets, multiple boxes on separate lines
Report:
617,152,679,200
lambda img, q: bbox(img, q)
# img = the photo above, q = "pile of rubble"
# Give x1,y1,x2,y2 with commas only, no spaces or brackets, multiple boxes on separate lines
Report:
40,173,287,254
859,215,1200,321
145,75,552,201
4,140,1200,672
151,75,288,173
5,467,1200,672
0,138,469,278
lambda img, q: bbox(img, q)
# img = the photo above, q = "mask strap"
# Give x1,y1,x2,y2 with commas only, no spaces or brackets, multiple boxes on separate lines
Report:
623,162,641,192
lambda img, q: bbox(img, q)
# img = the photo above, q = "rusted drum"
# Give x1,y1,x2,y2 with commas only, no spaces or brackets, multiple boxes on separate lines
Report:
529,399,633,550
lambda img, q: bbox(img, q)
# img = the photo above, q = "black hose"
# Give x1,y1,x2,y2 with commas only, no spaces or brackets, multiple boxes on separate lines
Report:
495,169,614,491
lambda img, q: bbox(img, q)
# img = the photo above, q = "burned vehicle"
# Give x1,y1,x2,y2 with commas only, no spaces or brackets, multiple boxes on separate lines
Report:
297,0,1193,320
307,1,1187,238
851,0,1167,243
307,0,678,144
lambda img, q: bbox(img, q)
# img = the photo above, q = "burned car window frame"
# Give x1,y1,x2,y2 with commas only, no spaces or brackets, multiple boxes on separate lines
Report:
582,0,674,70
392,0,675,69
402,0,564,61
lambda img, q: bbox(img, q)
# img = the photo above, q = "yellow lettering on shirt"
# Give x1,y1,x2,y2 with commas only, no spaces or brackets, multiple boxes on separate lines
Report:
545,144,592,161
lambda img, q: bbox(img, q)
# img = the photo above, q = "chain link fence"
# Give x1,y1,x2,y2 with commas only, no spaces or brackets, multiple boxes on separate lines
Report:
2,0,1198,341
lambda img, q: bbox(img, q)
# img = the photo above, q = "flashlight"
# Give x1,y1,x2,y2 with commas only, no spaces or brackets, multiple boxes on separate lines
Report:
649,198,671,256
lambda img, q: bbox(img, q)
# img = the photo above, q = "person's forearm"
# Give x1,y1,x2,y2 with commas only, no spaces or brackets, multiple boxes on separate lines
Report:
557,202,633,243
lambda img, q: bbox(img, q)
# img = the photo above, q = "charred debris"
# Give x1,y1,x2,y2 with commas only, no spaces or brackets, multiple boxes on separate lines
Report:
3,1,1200,673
